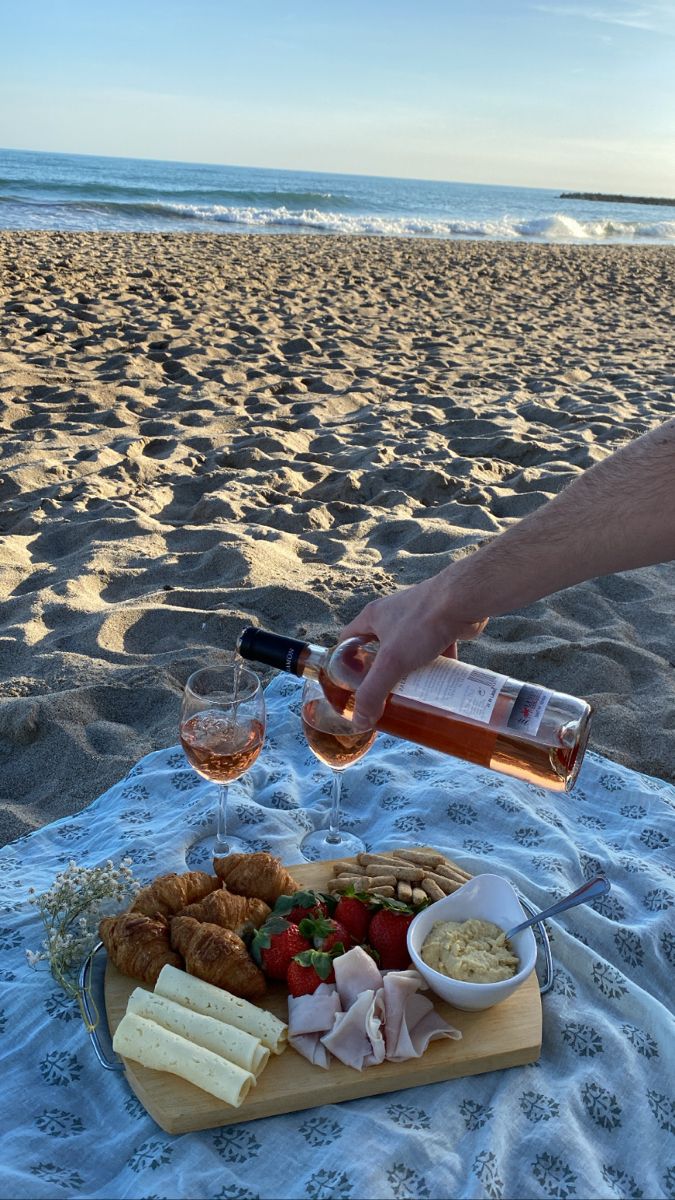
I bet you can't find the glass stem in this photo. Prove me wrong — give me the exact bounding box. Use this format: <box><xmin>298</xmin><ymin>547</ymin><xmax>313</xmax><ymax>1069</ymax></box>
<box><xmin>215</xmin><ymin>783</ymin><xmax>229</xmax><ymax>855</ymax></box>
<box><xmin>325</xmin><ymin>769</ymin><xmax>342</xmax><ymax>845</ymax></box>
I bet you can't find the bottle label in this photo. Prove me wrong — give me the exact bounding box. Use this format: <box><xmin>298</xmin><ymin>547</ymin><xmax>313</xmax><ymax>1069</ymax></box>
<box><xmin>394</xmin><ymin>658</ymin><xmax>507</xmax><ymax>724</ymax></box>
<box><xmin>507</xmin><ymin>684</ymin><xmax>552</xmax><ymax>737</ymax></box>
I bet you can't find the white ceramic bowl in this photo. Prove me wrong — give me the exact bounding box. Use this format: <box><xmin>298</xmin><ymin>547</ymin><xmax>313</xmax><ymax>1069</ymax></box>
<box><xmin>407</xmin><ymin>873</ymin><xmax>537</xmax><ymax>1012</ymax></box>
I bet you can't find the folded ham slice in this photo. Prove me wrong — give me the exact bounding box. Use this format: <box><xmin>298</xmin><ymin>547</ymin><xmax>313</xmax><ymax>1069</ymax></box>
<box><xmin>288</xmin><ymin>983</ymin><xmax>341</xmax><ymax>1070</ymax></box>
<box><xmin>288</xmin><ymin>984</ymin><xmax>342</xmax><ymax>1037</ymax></box>
<box><xmin>380</xmin><ymin>971</ymin><xmax>461</xmax><ymax>1060</ymax></box>
<box><xmin>333</xmin><ymin>945</ymin><xmax>383</xmax><ymax>1009</ymax></box>
<box><xmin>321</xmin><ymin>988</ymin><xmax>386</xmax><ymax>1070</ymax></box>
<box><xmin>288</xmin><ymin>1032</ymin><xmax>331</xmax><ymax>1070</ymax></box>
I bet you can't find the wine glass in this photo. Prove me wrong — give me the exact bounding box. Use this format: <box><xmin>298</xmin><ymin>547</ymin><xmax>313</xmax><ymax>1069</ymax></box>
<box><xmin>300</xmin><ymin>677</ymin><xmax>376</xmax><ymax>861</ymax></box>
<box><xmin>180</xmin><ymin>662</ymin><xmax>265</xmax><ymax>864</ymax></box>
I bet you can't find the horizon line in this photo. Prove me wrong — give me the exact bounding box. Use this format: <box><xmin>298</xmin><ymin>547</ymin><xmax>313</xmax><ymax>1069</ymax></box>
<box><xmin>0</xmin><ymin>144</ymin><xmax>576</xmax><ymax>196</ymax></box>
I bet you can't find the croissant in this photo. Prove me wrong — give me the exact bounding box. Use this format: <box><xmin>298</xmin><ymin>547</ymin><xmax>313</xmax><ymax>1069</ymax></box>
<box><xmin>179</xmin><ymin>888</ymin><xmax>271</xmax><ymax>935</ymax></box>
<box><xmin>130</xmin><ymin>871</ymin><xmax>221</xmax><ymax>919</ymax></box>
<box><xmin>213</xmin><ymin>852</ymin><xmax>299</xmax><ymax>906</ymax></box>
<box><xmin>170</xmin><ymin>916</ymin><xmax>267</xmax><ymax>1001</ymax></box>
<box><xmin>99</xmin><ymin>912</ymin><xmax>183</xmax><ymax>986</ymax></box>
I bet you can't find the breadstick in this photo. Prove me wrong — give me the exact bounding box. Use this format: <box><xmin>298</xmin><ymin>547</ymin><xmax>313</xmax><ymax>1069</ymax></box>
<box><xmin>411</xmin><ymin>887</ymin><xmax>428</xmax><ymax>907</ymax></box>
<box><xmin>331</xmin><ymin>861</ymin><xmax>361</xmax><ymax>874</ymax></box>
<box><xmin>331</xmin><ymin>873</ymin><xmax>396</xmax><ymax>889</ymax></box>
<box><xmin>369</xmin><ymin>886</ymin><xmax>396</xmax><ymax>898</ymax></box>
<box><xmin>421</xmin><ymin>878</ymin><xmax>445</xmax><ymax>902</ymax></box>
<box><xmin>392</xmin><ymin>849</ymin><xmax>445</xmax><ymax>867</ymax></box>
<box><xmin>421</xmin><ymin>871</ymin><xmax>456</xmax><ymax>895</ymax></box>
<box><xmin>434</xmin><ymin>877</ymin><xmax>463</xmax><ymax>894</ymax></box>
<box><xmin>396</xmin><ymin>881</ymin><xmax>413</xmax><ymax>903</ymax></box>
<box><xmin>388</xmin><ymin>865</ymin><xmax>425</xmax><ymax>882</ymax></box>
<box><xmin>434</xmin><ymin>863</ymin><xmax>471</xmax><ymax>884</ymax></box>
<box><xmin>357</xmin><ymin>853</ymin><xmax>404</xmax><ymax>870</ymax></box>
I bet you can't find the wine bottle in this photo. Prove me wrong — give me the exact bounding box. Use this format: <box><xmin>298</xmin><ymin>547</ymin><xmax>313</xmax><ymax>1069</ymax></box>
<box><xmin>236</xmin><ymin>627</ymin><xmax>593</xmax><ymax>792</ymax></box>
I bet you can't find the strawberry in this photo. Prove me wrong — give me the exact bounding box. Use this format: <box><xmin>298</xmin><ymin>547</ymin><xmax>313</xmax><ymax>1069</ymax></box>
<box><xmin>334</xmin><ymin>895</ymin><xmax>371</xmax><ymax>943</ymax></box>
<box><xmin>286</xmin><ymin>949</ymin><xmax>336</xmax><ymax>997</ymax></box>
<box><xmin>251</xmin><ymin>915</ymin><xmax>310</xmax><ymax>980</ymax></box>
<box><xmin>298</xmin><ymin>915</ymin><xmax>351</xmax><ymax>955</ymax></box>
<box><xmin>368</xmin><ymin>906</ymin><xmax>414</xmax><ymax>970</ymax></box>
<box><xmin>273</xmin><ymin>889</ymin><xmax>333</xmax><ymax>925</ymax></box>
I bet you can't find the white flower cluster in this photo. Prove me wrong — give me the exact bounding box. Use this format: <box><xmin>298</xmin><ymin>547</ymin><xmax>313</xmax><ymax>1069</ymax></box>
<box><xmin>26</xmin><ymin>858</ymin><xmax>140</xmax><ymax>1011</ymax></box>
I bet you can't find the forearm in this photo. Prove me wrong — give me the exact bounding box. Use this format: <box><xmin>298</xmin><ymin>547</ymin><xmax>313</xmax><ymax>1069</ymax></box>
<box><xmin>441</xmin><ymin>417</ymin><xmax>675</xmax><ymax>622</ymax></box>
<box><xmin>341</xmin><ymin>417</ymin><xmax>675</xmax><ymax>726</ymax></box>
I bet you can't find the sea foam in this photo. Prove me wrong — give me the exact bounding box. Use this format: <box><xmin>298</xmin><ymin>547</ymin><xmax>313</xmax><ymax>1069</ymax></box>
<box><xmin>153</xmin><ymin>203</ymin><xmax>675</xmax><ymax>241</ymax></box>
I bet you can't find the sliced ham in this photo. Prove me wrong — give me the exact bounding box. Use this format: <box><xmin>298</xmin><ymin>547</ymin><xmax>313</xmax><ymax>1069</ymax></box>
<box><xmin>380</xmin><ymin>970</ymin><xmax>462</xmax><ymax>1061</ymax></box>
<box><xmin>287</xmin><ymin>983</ymin><xmax>342</xmax><ymax>1070</ymax></box>
<box><xmin>284</xmin><ymin>949</ymin><xmax>462</xmax><ymax>1072</ymax></box>
<box><xmin>288</xmin><ymin>984</ymin><xmax>341</xmax><ymax>1036</ymax></box>
<box><xmin>289</xmin><ymin>1033</ymin><xmax>331</xmax><ymax>1069</ymax></box>
<box><xmin>333</xmin><ymin>945</ymin><xmax>383</xmax><ymax>1009</ymax></box>
<box><xmin>320</xmin><ymin>988</ymin><xmax>385</xmax><ymax>1070</ymax></box>
<box><xmin>404</xmin><ymin>1005</ymin><xmax>463</xmax><ymax>1057</ymax></box>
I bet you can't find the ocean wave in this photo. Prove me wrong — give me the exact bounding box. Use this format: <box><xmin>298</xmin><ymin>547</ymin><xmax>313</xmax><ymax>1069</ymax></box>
<box><xmin>125</xmin><ymin>202</ymin><xmax>675</xmax><ymax>240</ymax></box>
<box><xmin>510</xmin><ymin>212</ymin><xmax>675</xmax><ymax>239</ymax></box>
<box><xmin>1</xmin><ymin>194</ymin><xmax>674</xmax><ymax>241</ymax></box>
<box><xmin>0</xmin><ymin>179</ymin><xmax>348</xmax><ymax>206</ymax></box>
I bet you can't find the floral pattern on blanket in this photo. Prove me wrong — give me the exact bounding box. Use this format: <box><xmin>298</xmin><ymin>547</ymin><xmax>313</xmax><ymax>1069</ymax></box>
<box><xmin>0</xmin><ymin>674</ymin><xmax>673</xmax><ymax>1200</ymax></box>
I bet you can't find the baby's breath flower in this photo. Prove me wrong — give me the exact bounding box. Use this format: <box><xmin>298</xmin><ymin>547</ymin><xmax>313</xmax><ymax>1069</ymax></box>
<box><xmin>27</xmin><ymin>858</ymin><xmax>139</xmax><ymax>1030</ymax></box>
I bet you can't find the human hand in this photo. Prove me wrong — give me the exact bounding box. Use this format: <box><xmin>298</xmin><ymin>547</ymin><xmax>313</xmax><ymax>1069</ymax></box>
<box><xmin>339</xmin><ymin>573</ymin><xmax>488</xmax><ymax>728</ymax></box>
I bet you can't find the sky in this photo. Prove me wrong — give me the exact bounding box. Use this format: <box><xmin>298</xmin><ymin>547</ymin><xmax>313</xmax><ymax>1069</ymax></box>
<box><xmin>1</xmin><ymin>0</ymin><xmax>674</xmax><ymax>192</ymax></box>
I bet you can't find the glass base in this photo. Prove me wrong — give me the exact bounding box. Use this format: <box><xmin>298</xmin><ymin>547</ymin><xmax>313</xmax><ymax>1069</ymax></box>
<box><xmin>300</xmin><ymin>828</ymin><xmax>365</xmax><ymax>862</ymax></box>
<box><xmin>186</xmin><ymin>834</ymin><xmax>254</xmax><ymax>870</ymax></box>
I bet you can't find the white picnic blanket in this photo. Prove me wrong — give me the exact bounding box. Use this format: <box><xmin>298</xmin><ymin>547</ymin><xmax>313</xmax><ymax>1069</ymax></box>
<box><xmin>0</xmin><ymin>673</ymin><xmax>673</xmax><ymax>1200</ymax></box>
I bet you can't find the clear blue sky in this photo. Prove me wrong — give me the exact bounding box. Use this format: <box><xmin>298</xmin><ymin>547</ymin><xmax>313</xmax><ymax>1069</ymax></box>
<box><xmin>1</xmin><ymin>0</ymin><xmax>674</xmax><ymax>192</ymax></box>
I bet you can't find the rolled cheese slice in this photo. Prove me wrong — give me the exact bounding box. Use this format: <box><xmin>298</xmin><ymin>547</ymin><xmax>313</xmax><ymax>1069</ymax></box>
<box><xmin>112</xmin><ymin>1012</ymin><xmax>255</xmax><ymax>1107</ymax></box>
<box><xmin>127</xmin><ymin>988</ymin><xmax>270</xmax><ymax>1076</ymax></box>
<box><xmin>155</xmin><ymin>964</ymin><xmax>287</xmax><ymax>1053</ymax></box>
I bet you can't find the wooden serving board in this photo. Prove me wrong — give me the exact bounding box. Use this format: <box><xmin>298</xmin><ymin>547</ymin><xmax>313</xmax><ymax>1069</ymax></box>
<box><xmin>105</xmin><ymin>855</ymin><xmax>542</xmax><ymax>1134</ymax></box>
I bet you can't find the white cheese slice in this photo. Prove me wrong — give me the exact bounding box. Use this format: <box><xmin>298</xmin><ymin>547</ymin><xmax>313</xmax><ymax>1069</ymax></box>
<box><xmin>126</xmin><ymin>988</ymin><xmax>269</xmax><ymax>1075</ymax></box>
<box><xmin>112</xmin><ymin>1012</ymin><xmax>255</xmax><ymax>1107</ymax></box>
<box><xmin>155</xmin><ymin>964</ymin><xmax>287</xmax><ymax>1053</ymax></box>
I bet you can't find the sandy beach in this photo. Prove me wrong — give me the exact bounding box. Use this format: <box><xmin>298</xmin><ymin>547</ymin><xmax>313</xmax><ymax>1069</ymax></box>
<box><xmin>0</xmin><ymin>230</ymin><xmax>673</xmax><ymax>846</ymax></box>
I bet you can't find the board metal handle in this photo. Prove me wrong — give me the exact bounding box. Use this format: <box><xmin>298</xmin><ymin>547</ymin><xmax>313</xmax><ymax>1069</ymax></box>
<box><xmin>78</xmin><ymin>940</ymin><xmax>124</xmax><ymax>1071</ymax></box>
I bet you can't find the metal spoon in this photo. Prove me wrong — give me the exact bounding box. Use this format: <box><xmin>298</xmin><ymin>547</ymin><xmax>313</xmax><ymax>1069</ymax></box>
<box><xmin>505</xmin><ymin>875</ymin><xmax>610</xmax><ymax>939</ymax></box>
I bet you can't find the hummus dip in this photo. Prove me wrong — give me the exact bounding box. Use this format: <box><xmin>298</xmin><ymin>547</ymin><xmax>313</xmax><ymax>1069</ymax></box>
<box><xmin>421</xmin><ymin>918</ymin><xmax>519</xmax><ymax>983</ymax></box>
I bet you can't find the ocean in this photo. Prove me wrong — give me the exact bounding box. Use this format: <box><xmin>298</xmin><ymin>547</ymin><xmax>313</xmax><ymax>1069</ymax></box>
<box><xmin>1</xmin><ymin>147</ymin><xmax>674</xmax><ymax>244</ymax></box>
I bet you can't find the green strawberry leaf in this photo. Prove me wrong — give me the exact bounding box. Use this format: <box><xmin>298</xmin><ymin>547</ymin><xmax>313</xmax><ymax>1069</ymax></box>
<box><xmin>273</xmin><ymin>890</ymin><xmax>319</xmax><ymax>916</ymax></box>
<box><xmin>371</xmin><ymin>895</ymin><xmax>415</xmax><ymax>915</ymax></box>
<box><xmin>319</xmin><ymin>890</ymin><xmax>339</xmax><ymax>914</ymax></box>
<box><xmin>313</xmin><ymin>951</ymin><xmax>336</xmax><ymax>980</ymax></box>
<box><xmin>298</xmin><ymin>914</ymin><xmax>334</xmax><ymax>940</ymax></box>
<box><xmin>336</xmin><ymin>885</ymin><xmax>376</xmax><ymax>906</ymax></box>
<box><xmin>250</xmin><ymin>914</ymin><xmax>291</xmax><ymax>963</ymax></box>
<box><xmin>292</xmin><ymin>948</ymin><xmax>336</xmax><ymax>980</ymax></box>
<box><xmin>293</xmin><ymin>949</ymin><xmax>318</xmax><ymax>968</ymax></box>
